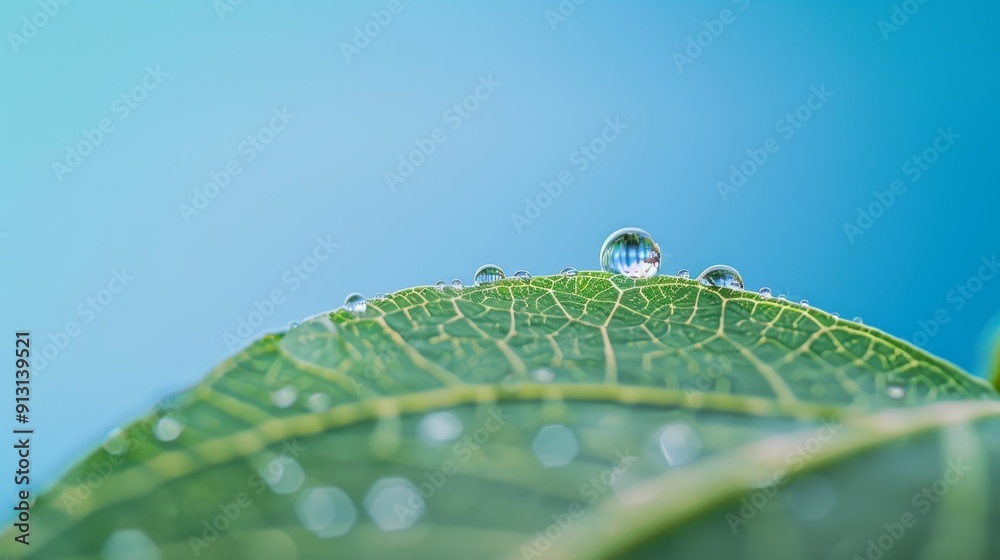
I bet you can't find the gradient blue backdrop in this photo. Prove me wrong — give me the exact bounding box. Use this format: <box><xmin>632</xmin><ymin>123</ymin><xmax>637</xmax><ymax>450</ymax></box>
<box><xmin>2</xmin><ymin>0</ymin><xmax>998</xmax><ymax>508</ymax></box>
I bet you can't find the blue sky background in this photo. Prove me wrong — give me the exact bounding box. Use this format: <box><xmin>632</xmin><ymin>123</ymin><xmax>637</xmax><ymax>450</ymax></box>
<box><xmin>1</xmin><ymin>0</ymin><xmax>998</xmax><ymax>507</ymax></box>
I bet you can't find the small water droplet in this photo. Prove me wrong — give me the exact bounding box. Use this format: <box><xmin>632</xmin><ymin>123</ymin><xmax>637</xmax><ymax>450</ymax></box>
<box><xmin>434</xmin><ymin>281</ymin><xmax>447</xmax><ymax>291</ymax></box>
<box><xmin>450</xmin><ymin>279</ymin><xmax>464</xmax><ymax>290</ymax></box>
<box><xmin>272</xmin><ymin>386</ymin><xmax>298</xmax><ymax>408</ymax></box>
<box><xmin>417</xmin><ymin>412</ymin><xmax>463</xmax><ymax>443</ymax></box>
<box><xmin>531</xmin><ymin>425</ymin><xmax>579</xmax><ymax>467</ymax></box>
<box><xmin>778</xmin><ymin>294</ymin><xmax>787</xmax><ymax>300</ymax></box>
<box><xmin>344</xmin><ymin>293</ymin><xmax>366</xmax><ymax>313</ymax></box>
<box><xmin>759</xmin><ymin>287</ymin><xmax>772</xmax><ymax>298</ymax></box>
<box><xmin>831</xmin><ymin>312</ymin><xmax>840</xmax><ymax>319</ymax></box>
<box><xmin>306</xmin><ymin>393</ymin><xmax>332</xmax><ymax>413</ymax></box>
<box><xmin>474</xmin><ymin>265</ymin><xmax>505</xmax><ymax>286</ymax></box>
<box><xmin>364</xmin><ymin>478</ymin><xmax>425</xmax><ymax>531</ymax></box>
<box><xmin>599</xmin><ymin>227</ymin><xmax>661</xmax><ymax>279</ymax></box>
<box><xmin>559</xmin><ymin>267</ymin><xmax>578</xmax><ymax>277</ymax></box>
<box><xmin>288</xmin><ymin>321</ymin><xmax>299</xmax><ymax>329</ymax></box>
<box><xmin>154</xmin><ymin>418</ymin><xmax>183</xmax><ymax>442</ymax></box>
<box><xmin>676</xmin><ymin>269</ymin><xmax>690</xmax><ymax>279</ymax></box>
<box><xmin>513</xmin><ymin>270</ymin><xmax>531</xmax><ymax>281</ymax></box>
<box><xmin>886</xmin><ymin>383</ymin><xmax>906</xmax><ymax>400</ymax></box>
<box><xmin>658</xmin><ymin>423</ymin><xmax>702</xmax><ymax>466</ymax></box>
<box><xmin>800</xmin><ymin>299</ymin><xmax>810</xmax><ymax>307</ymax></box>
<box><xmin>103</xmin><ymin>429</ymin><xmax>128</xmax><ymax>456</ymax></box>
<box><xmin>295</xmin><ymin>487</ymin><xmax>357</xmax><ymax>538</ymax></box>
<box><xmin>373</xmin><ymin>293</ymin><xmax>385</xmax><ymax>300</ymax></box>
<box><xmin>697</xmin><ymin>265</ymin><xmax>744</xmax><ymax>290</ymax></box>
<box><xmin>532</xmin><ymin>368</ymin><xmax>556</xmax><ymax>383</ymax></box>
<box><xmin>853</xmin><ymin>317</ymin><xmax>864</xmax><ymax>324</ymax></box>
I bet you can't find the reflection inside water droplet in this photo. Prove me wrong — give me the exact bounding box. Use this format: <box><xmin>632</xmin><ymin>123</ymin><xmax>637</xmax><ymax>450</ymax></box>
<box><xmin>677</xmin><ymin>269</ymin><xmax>690</xmax><ymax>279</ymax></box>
<box><xmin>344</xmin><ymin>293</ymin><xmax>366</xmax><ymax>313</ymax></box>
<box><xmin>559</xmin><ymin>267</ymin><xmax>578</xmax><ymax>277</ymax></box>
<box><xmin>599</xmin><ymin>227</ymin><xmax>661</xmax><ymax>279</ymax></box>
<box><xmin>450</xmin><ymin>279</ymin><xmax>464</xmax><ymax>290</ymax></box>
<box><xmin>697</xmin><ymin>265</ymin><xmax>744</xmax><ymax>290</ymax></box>
<box><xmin>474</xmin><ymin>265</ymin><xmax>505</xmax><ymax>286</ymax></box>
<box><xmin>759</xmin><ymin>287</ymin><xmax>772</xmax><ymax>298</ymax></box>
<box><xmin>434</xmin><ymin>281</ymin><xmax>446</xmax><ymax>291</ymax></box>
<box><xmin>513</xmin><ymin>270</ymin><xmax>531</xmax><ymax>281</ymax></box>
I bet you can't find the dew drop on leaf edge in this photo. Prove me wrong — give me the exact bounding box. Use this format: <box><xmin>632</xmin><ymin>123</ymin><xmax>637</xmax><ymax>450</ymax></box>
<box><xmin>697</xmin><ymin>265</ymin><xmax>744</xmax><ymax>290</ymax></box>
<box><xmin>599</xmin><ymin>227</ymin><xmax>661</xmax><ymax>279</ymax></box>
<box><xmin>474</xmin><ymin>265</ymin><xmax>505</xmax><ymax>286</ymax></box>
<box><xmin>344</xmin><ymin>293</ymin><xmax>366</xmax><ymax>313</ymax></box>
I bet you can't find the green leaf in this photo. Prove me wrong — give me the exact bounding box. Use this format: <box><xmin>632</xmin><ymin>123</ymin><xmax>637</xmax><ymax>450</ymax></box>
<box><xmin>7</xmin><ymin>272</ymin><xmax>1000</xmax><ymax>560</ymax></box>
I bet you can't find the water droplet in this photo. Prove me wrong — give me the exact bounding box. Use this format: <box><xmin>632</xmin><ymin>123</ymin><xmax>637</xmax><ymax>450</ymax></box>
<box><xmin>758</xmin><ymin>287</ymin><xmax>772</xmax><ymax>298</ymax></box>
<box><xmin>364</xmin><ymin>478</ymin><xmax>425</xmax><ymax>531</ymax></box>
<box><xmin>154</xmin><ymin>418</ymin><xmax>183</xmax><ymax>442</ymax></box>
<box><xmin>373</xmin><ymin>293</ymin><xmax>385</xmax><ymax>300</ymax></box>
<box><xmin>450</xmin><ymin>279</ymin><xmax>464</xmax><ymax>290</ymax></box>
<box><xmin>344</xmin><ymin>293</ymin><xmax>366</xmax><ymax>313</ymax></box>
<box><xmin>103</xmin><ymin>428</ymin><xmax>129</xmax><ymax>456</ymax></box>
<box><xmin>306</xmin><ymin>393</ymin><xmax>332</xmax><ymax>413</ymax></box>
<box><xmin>658</xmin><ymin>423</ymin><xmax>702</xmax><ymax>466</ymax></box>
<box><xmin>697</xmin><ymin>265</ymin><xmax>744</xmax><ymax>290</ymax></box>
<box><xmin>513</xmin><ymin>270</ymin><xmax>531</xmax><ymax>281</ymax></box>
<box><xmin>532</xmin><ymin>368</ymin><xmax>555</xmax><ymax>383</ymax></box>
<box><xmin>434</xmin><ymin>281</ymin><xmax>446</xmax><ymax>291</ymax></box>
<box><xmin>832</xmin><ymin>312</ymin><xmax>840</xmax><ymax>319</ymax></box>
<box><xmin>531</xmin><ymin>425</ymin><xmax>579</xmax><ymax>467</ymax></box>
<box><xmin>778</xmin><ymin>294</ymin><xmax>787</xmax><ymax>300</ymax></box>
<box><xmin>886</xmin><ymin>383</ymin><xmax>906</xmax><ymax>400</ymax></box>
<box><xmin>417</xmin><ymin>412</ymin><xmax>463</xmax><ymax>443</ymax></box>
<box><xmin>295</xmin><ymin>487</ymin><xmax>357</xmax><ymax>538</ymax></box>
<box><xmin>676</xmin><ymin>269</ymin><xmax>690</xmax><ymax>279</ymax></box>
<box><xmin>853</xmin><ymin>317</ymin><xmax>864</xmax><ymax>324</ymax></box>
<box><xmin>799</xmin><ymin>299</ymin><xmax>810</xmax><ymax>307</ymax></box>
<box><xmin>289</xmin><ymin>321</ymin><xmax>299</xmax><ymax>329</ymax></box>
<box><xmin>599</xmin><ymin>227</ymin><xmax>661</xmax><ymax>279</ymax></box>
<box><xmin>271</xmin><ymin>386</ymin><xmax>298</xmax><ymax>408</ymax></box>
<box><xmin>474</xmin><ymin>264</ymin><xmax>505</xmax><ymax>286</ymax></box>
<box><xmin>101</xmin><ymin>529</ymin><xmax>160</xmax><ymax>560</ymax></box>
<box><xmin>559</xmin><ymin>266</ymin><xmax>578</xmax><ymax>277</ymax></box>
<box><xmin>263</xmin><ymin>455</ymin><xmax>305</xmax><ymax>494</ymax></box>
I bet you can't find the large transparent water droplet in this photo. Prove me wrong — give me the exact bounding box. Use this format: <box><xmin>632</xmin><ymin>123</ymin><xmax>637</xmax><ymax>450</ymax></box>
<box><xmin>559</xmin><ymin>267</ymin><xmax>578</xmax><ymax>277</ymax></box>
<box><xmin>344</xmin><ymin>293</ymin><xmax>366</xmax><ymax>313</ymax></box>
<box><xmin>450</xmin><ymin>279</ymin><xmax>464</xmax><ymax>290</ymax></box>
<box><xmin>759</xmin><ymin>287</ymin><xmax>772</xmax><ymax>298</ymax></box>
<box><xmin>513</xmin><ymin>270</ymin><xmax>531</xmax><ymax>281</ymax></box>
<box><xmin>474</xmin><ymin>265</ymin><xmax>505</xmax><ymax>286</ymax></box>
<box><xmin>676</xmin><ymin>269</ymin><xmax>690</xmax><ymax>279</ymax></box>
<box><xmin>599</xmin><ymin>227</ymin><xmax>661</xmax><ymax>278</ymax></box>
<box><xmin>697</xmin><ymin>265</ymin><xmax>743</xmax><ymax>290</ymax></box>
